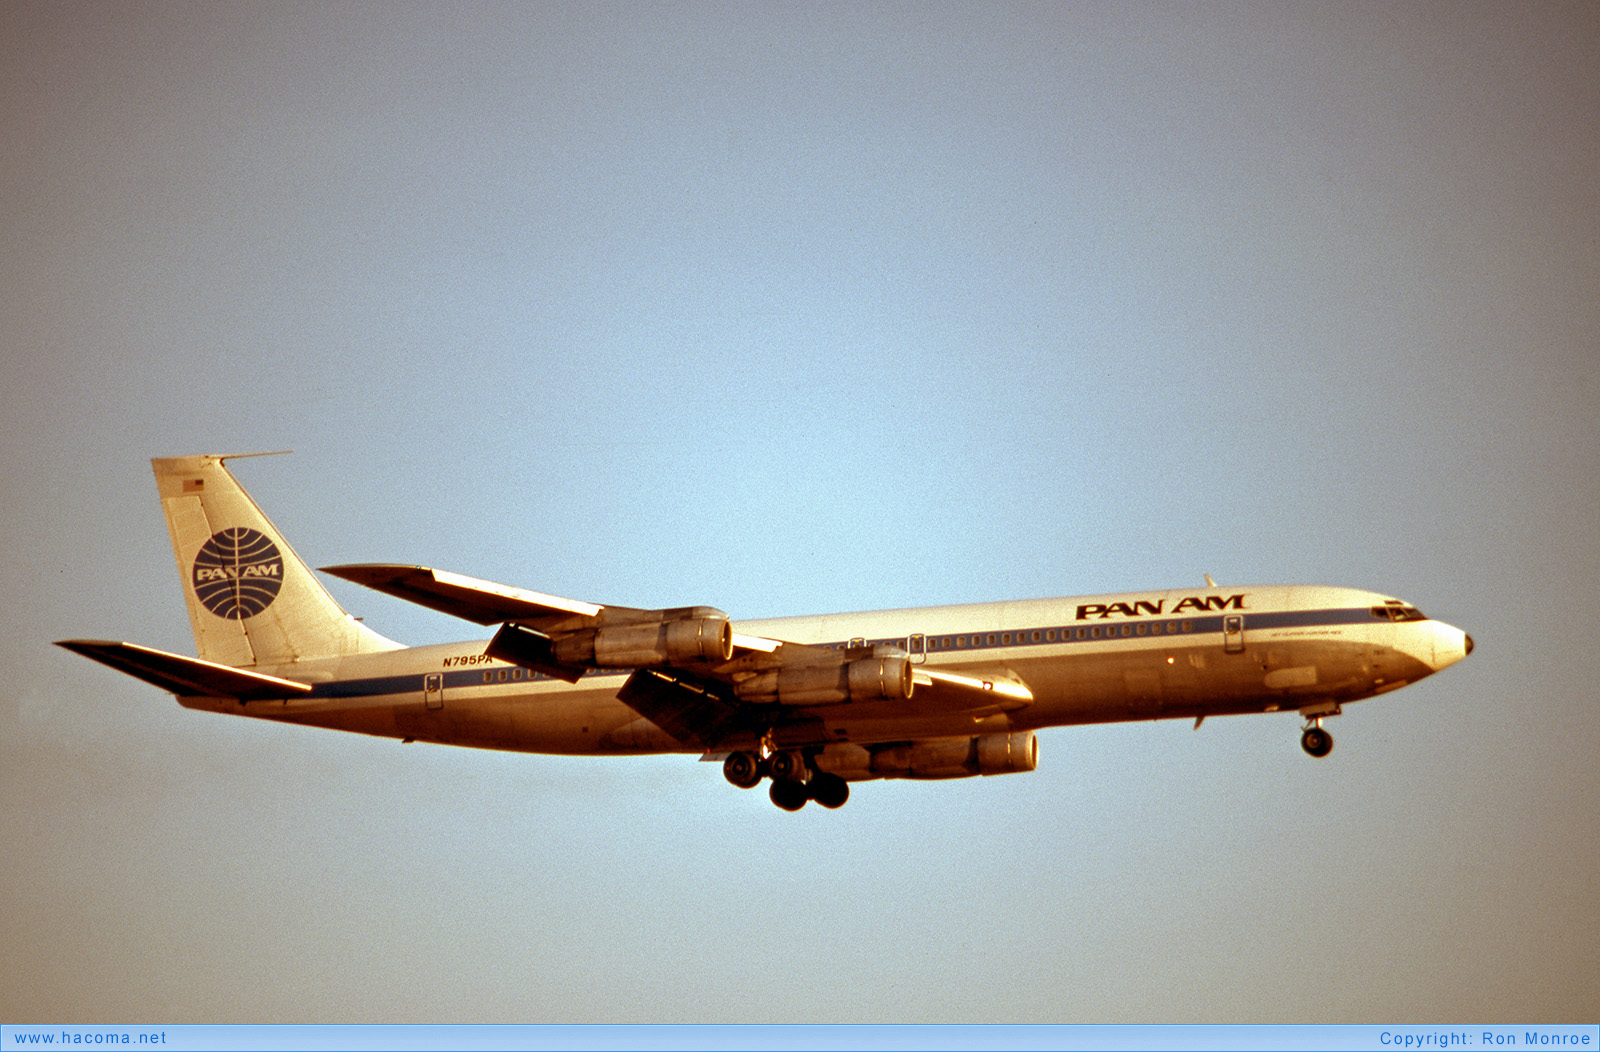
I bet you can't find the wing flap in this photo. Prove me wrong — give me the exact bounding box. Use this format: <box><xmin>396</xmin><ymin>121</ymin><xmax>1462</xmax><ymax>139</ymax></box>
<box><xmin>911</xmin><ymin>667</ymin><xmax>1035</xmax><ymax>711</ymax></box>
<box><xmin>617</xmin><ymin>669</ymin><xmax>747</xmax><ymax>748</ymax></box>
<box><xmin>56</xmin><ymin>640</ymin><xmax>313</xmax><ymax>700</ymax></box>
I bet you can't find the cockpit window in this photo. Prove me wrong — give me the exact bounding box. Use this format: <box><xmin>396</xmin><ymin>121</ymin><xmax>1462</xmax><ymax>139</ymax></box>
<box><xmin>1370</xmin><ymin>602</ymin><xmax>1428</xmax><ymax>622</ymax></box>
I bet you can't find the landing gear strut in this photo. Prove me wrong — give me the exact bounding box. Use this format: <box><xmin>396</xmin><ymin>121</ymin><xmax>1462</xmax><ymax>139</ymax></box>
<box><xmin>1298</xmin><ymin>703</ymin><xmax>1340</xmax><ymax>758</ymax></box>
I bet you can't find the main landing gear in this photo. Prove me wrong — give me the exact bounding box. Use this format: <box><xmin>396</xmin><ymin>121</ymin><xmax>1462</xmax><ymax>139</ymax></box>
<box><xmin>723</xmin><ymin>749</ymin><xmax>849</xmax><ymax>811</ymax></box>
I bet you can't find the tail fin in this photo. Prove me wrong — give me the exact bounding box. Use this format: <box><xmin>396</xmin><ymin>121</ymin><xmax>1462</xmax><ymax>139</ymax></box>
<box><xmin>153</xmin><ymin>454</ymin><xmax>401</xmax><ymax>667</ymax></box>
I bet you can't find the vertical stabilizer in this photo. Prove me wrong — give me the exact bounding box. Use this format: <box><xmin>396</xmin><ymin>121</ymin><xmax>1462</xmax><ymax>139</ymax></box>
<box><xmin>153</xmin><ymin>454</ymin><xmax>401</xmax><ymax>667</ymax></box>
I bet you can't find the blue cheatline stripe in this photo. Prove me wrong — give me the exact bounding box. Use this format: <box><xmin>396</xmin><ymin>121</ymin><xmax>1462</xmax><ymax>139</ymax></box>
<box><xmin>911</xmin><ymin>606</ymin><xmax>1377</xmax><ymax>653</ymax></box>
<box><xmin>290</xmin><ymin>607</ymin><xmax>1385</xmax><ymax>703</ymax></box>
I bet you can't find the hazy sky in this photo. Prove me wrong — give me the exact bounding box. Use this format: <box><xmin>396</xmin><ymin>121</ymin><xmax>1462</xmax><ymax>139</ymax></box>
<box><xmin>3</xmin><ymin>1</ymin><xmax>1596</xmax><ymax>1024</ymax></box>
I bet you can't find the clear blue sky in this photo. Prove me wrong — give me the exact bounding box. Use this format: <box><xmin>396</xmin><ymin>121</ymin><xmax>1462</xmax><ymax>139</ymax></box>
<box><xmin>3</xmin><ymin>1</ymin><xmax>1596</xmax><ymax>1022</ymax></box>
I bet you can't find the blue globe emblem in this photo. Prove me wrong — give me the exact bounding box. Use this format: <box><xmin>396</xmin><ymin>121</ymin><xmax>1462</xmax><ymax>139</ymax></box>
<box><xmin>192</xmin><ymin>528</ymin><xmax>285</xmax><ymax>619</ymax></box>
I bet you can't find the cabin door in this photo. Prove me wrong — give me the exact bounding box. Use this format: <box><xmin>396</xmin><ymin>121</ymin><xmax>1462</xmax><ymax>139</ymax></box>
<box><xmin>424</xmin><ymin>673</ymin><xmax>444</xmax><ymax>710</ymax></box>
<box><xmin>1222</xmin><ymin>614</ymin><xmax>1246</xmax><ymax>654</ymax></box>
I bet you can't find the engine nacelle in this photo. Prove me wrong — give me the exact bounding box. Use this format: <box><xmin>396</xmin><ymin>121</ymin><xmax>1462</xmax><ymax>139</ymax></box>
<box><xmin>975</xmin><ymin>730</ymin><xmax>1038</xmax><ymax>774</ymax></box>
<box><xmin>553</xmin><ymin>612</ymin><xmax>732</xmax><ymax>668</ymax></box>
<box><xmin>733</xmin><ymin>655</ymin><xmax>913</xmax><ymax>707</ymax></box>
<box><xmin>870</xmin><ymin>738</ymin><xmax>975</xmax><ymax>779</ymax></box>
<box><xmin>814</xmin><ymin>732</ymin><xmax>1039</xmax><ymax>781</ymax></box>
<box><xmin>813</xmin><ymin>743</ymin><xmax>874</xmax><ymax>780</ymax></box>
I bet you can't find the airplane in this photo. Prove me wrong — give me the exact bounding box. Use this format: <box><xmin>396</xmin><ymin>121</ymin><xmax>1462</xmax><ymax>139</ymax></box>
<box><xmin>58</xmin><ymin>453</ymin><xmax>1474</xmax><ymax>811</ymax></box>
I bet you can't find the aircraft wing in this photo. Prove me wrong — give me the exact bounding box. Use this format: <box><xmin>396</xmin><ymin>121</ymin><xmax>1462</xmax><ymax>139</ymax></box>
<box><xmin>321</xmin><ymin>564</ymin><xmax>602</xmax><ymax>629</ymax></box>
<box><xmin>322</xmin><ymin>564</ymin><xmax>781</xmax><ymax>652</ymax></box>
<box><xmin>325</xmin><ymin>564</ymin><xmax>1034</xmax><ymax>745</ymax></box>
<box><xmin>56</xmin><ymin>640</ymin><xmax>313</xmax><ymax>700</ymax></box>
<box><xmin>614</xmin><ymin>662</ymin><xmax>1033</xmax><ymax>750</ymax></box>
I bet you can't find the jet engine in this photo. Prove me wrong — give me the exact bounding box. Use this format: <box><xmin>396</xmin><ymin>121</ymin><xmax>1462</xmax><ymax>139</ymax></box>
<box><xmin>812</xmin><ymin>732</ymin><xmax>1038</xmax><ymax>781</ymax></box>
<box><xmin>975</xmin><ymin>730</ymin><xmax>1038</xmax><ymax>774</ymax></box>
<box><xmin>552</xmin><ymin>609</ymin><xmax>732</xmax><ymax>668</ymax></box>
<box><xmin>732</xmin><ymin>654</ymin><xmax>913</xmax><ymax>706</ymax></box>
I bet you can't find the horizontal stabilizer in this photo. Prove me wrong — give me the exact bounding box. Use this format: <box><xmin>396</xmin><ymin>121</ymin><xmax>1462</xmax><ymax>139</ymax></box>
<box><xmin>56</xmin><ymin>640</ymin><xmax>313</xmax><ymax>700</ymax></box>
<box><xmin>322</xmin><ymin>564</ymin><xmax>601</xmax><ymax>627</ymax></box>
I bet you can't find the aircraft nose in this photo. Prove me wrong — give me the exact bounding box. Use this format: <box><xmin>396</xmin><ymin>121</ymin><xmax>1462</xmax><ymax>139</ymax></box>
<box><xmin>1429</xmin><ymin>623</ymin><xmax>1473</xmax><ymax>671</ymax></box>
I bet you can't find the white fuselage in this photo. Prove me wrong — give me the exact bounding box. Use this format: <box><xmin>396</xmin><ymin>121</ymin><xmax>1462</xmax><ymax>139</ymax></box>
<box><xmin>176</xmin><ymin>584</ymin><xmax>1471</xmax><ymax>755</ymax></box>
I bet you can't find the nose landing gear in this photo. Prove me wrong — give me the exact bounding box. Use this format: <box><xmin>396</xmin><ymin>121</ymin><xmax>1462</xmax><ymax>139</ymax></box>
<box><xmin>1297</xmin><ymin>702</ymin><xmax>1340</xmax><ymax>758</ymax></box>
<box><xmin>1300</xmin><ymin>722</ymin><xmax>1334</xmax><ymax>758</ymax></box>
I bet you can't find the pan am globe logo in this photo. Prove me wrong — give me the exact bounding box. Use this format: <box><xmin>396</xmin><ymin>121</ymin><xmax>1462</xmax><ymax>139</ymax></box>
<box><xmin>192</xmin><ymin>528</ymin><xmax>285</xmax><ymax>619</ymax></box>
